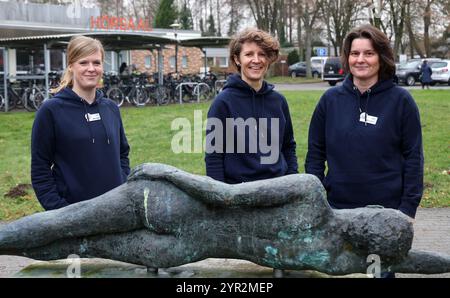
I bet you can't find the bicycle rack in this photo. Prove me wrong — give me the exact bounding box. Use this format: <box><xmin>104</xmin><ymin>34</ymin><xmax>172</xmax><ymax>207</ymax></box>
<box><xmin>193</xmin><ymin>83</ymin><xmax>211</xmax><ymax>102</ymax></box>
<box><xmin>175</xmin><ymin>82</ymin><xmax>198</xmax><ymax>104</ymax></box>
<box><xmin>214</xmin><ymin>80</ymin><xmax>227</xmax><ymax>95</ymax></box>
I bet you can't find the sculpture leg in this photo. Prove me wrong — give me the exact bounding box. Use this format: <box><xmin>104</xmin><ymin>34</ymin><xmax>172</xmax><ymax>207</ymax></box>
<box><xmin>0</xmin><ymin>181</ymin><xmax>144</xmax><ymax>251</ymax></box>
<box><xmin>2</xmin><ymin>229</ymin><xmax>206</xmax><ymax>269</ymax></box>
<box><xmin>389</xmin><ymin>249</ymin><xmax>450</xmax><ymax>274</ymax></box>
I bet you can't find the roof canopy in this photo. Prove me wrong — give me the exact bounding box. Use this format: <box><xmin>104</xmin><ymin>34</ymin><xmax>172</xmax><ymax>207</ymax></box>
<box><xmin>0</xmin><ymin>32</ymin><xmax>230</xmax><ymax>50</ymax></box>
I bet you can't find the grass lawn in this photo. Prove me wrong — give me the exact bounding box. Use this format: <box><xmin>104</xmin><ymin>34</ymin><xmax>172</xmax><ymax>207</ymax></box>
<box><xmin>266</xmin><ymin>76</ymin><xmax>322</xmax><ymax>84</ymax></box>
<box><xmin>0</xmin><ymin>89</ymin><xmax>448</xmax><ymax>220</ymax></box>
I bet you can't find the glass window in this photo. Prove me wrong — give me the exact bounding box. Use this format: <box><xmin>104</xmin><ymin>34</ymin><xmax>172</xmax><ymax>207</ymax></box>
<box><xmin>207</xmin><ymin>57</ymin><xmax>214</xmax><ymax>67</ymax></box>
<box><xmin>145</xmin><ymin>55</ymin><xmax>152</xmax><ymax>68</ymax></box>
<box><xmin>216</xmin><ymin>57</ymin><xmax>228</xmax><ymax>67</ymax></box>
<box><xmin>182</xmin><ymin>56</ymin><xmax>188</xmax><ymax>68</ymax></box>
<box><xmin>104</xmin><ymin>51</ymin><xmax>113</xmax><ymax>73</ymax></box>
<box><xmin>169</xmin><ymin>56</ymin><xmax>176</xmax><ymax>69</ymax></box>
<box><xmin>50</xmin><ymin>49</ymin><xmax>63</xmax><ymax>71</ymax></box>
<box><xmin>118</xmin><ymin>50</ymin><xmax>129</xmax><ymax>66</ymax></box>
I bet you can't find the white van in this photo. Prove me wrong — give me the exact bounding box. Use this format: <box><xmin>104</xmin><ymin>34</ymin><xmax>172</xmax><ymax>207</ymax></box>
<box><xmin>310</xmin><ymin>56</ymin><xmax>327</xmax><ymax>74</ymax></box>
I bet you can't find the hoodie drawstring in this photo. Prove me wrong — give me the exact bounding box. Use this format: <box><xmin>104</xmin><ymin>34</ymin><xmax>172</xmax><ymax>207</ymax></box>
<box><xmin>354</xmin><ymin>86</ymin><xmax>371</xmax><ymax>126</ymax></box>
<box><xmin>82</xmin><ymin>99</ymin><xmax>110</xmax><ymax>145</ymax></box>
<box><xmin>82</xmin><ymin>100</ymin><xmax>96</xmax><ymax>144</ymax></box>
<box><xmin>98</xmin><ymin>105</ymin><xmax>111</xmax><ymax>145</ymax></box>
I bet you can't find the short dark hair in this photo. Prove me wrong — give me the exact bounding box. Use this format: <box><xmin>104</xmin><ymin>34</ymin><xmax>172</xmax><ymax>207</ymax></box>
<box><xmin>341</xmin><ymin>24</ymin><xmax>395</xmax><ymax>81</ymax></box>
<box><xmin>229</xmin><ymin>28</ymin><xmax>280</xmax><ymax>72</ymax></box>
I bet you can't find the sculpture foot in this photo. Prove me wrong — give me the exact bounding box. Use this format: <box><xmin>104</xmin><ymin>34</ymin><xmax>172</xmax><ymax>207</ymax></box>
<box><xmin>147</xmin><ymin>267</ymin><xmax>159</xmax><ymax>274</ymax></box>
<box><xmin>273</xmin><ymin>269</ymin><xmax>284</xmax><ymax>278</ymax></box>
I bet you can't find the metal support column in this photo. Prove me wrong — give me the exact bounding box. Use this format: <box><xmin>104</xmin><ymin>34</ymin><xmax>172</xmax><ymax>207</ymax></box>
<box><xmin>44</xmin><ymin>43</ymin><xmax>50</xmax><ymax>99</ymax></box>
<box><xmin>203</xmin><ymin>49</ymin><xmax>207</xmax><ymax>77</ymax></box>
<box><xmin>157</xmin><ymin>46</ymin><xmax>163</xmax><ymax>85</ymax></box>
<box><xmin>3</xmin><ymin>47</ymin><xmax>9</xmax><ymax>112</ymax></box>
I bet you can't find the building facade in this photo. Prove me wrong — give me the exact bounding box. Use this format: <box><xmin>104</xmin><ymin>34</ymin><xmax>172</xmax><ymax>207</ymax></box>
<box><xmin>0</xmin><ymin>1</ymin><xmax>231</xmax><ymax>76</ymax></box>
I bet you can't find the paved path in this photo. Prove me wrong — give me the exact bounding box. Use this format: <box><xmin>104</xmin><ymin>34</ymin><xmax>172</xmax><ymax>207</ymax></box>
<box><xmin>1</xmin><ymin>207</ymin><xmax>449</xmax><ymax>278</ymax></box>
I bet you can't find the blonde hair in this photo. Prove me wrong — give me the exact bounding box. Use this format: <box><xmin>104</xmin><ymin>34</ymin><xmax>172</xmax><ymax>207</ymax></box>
<box><xmin>229</xmin><ymin>28</ymin><xmax>280</xmax><ymax>72</ymax></box>
<box><xmin>52</xmin><ymin>35</ymin><xmax>105</xmax><ymax>94</ymax></box>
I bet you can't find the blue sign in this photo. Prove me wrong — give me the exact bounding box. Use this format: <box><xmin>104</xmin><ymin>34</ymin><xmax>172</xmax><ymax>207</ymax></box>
<box><xmin>316</xmin><ymin>47</ymin><xmax>327</xmax><ymax>56</ymax></box>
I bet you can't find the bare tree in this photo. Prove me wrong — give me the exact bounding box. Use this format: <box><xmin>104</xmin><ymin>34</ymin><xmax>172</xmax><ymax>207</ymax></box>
<box><xmin>298</xmin><ymin>0</ymin><xmax>322</xmax><ymax>77</ymax></box>
<box><xmin>297</xmin><ymin>0</ymin><xmax>304</xmax><ymax>61</ymax></box>
<box><xmin>320</xmin><ymin>0</ymin><xmax>363</xmax><ymax>56</ymax></box>
<box><xmin>246</xmin><ymin>0</ymin><xmax>275</xmax><ymax>32</ymax></box>
<box><xmin>226</xmin><ymin>0</ymin><xmax>244</xmax><ymax>36</ymax></box>
<box><xmin>216</xmin><ymin>0</ymin><xmax>222</xmax><ymax>36</ymax></box>
<box><xmin>405</xmin><ymin>1</ymin><xmax>425</xmax><ymax>58</ymax></box>
<box><xmin>387</xmin><ymin>0</ymin><xmax>409</xmax><ymax>58</ymax></box>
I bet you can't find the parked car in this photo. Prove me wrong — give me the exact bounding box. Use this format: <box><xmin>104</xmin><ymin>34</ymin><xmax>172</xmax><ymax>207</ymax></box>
<box><xmin>395</xmin><ymin>58</ymin><xmax>441</xmax><ymax>86</ymax></box>
<box><xmin>322</xmin><ymin>57</ymin><xmax>345</xmax><ymax>86</ymax></box>
<box><xmin>288</xmin><ymin>61</ymin><xmax>321</xmax><ymax>78</ymax></box>
<box><xmin>430</xmin><ymin>60</ymin><xmax>450</xmax><ymax>86</ymax></box>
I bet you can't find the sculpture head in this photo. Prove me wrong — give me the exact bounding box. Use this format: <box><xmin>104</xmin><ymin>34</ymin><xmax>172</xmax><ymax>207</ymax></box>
<box><xmin>341</xmin><ymin>207</ymin><xmax>413</xmax><ymax>261</ymax></box>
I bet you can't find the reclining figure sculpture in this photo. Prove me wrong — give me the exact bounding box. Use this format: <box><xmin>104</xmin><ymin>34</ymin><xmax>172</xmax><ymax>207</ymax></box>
<box><xmin>1</xmin><ymin>163</ymin><xmax>449</xmax><ymax>276</ymax></box>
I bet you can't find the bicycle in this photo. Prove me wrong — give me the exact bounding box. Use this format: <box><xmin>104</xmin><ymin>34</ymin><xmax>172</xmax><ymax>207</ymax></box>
<box><xmin>21</xmin><ymin>79</ymin><xmax>45</xmax><ymax>110</ymax></box>
<box><xmin>0</xmin><ymin>80</ymin><xmax>34</xmax><ymax>112</ymax></box>
<box><xmin>106</xmin><ymin>74</ymin><xmax>149</xmax><ymax>107</ymax></box>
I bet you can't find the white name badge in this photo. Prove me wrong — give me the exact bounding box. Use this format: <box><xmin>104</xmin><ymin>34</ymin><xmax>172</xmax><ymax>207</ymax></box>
<box><xmin>359</xmin><ymin>112</ymin><xmax>378</xmax><ymax>125</ymax></box>
<box><xmin>85</xmin><ymin>113</ymin><xmax>101</xmax><ymax>122</ymax></box>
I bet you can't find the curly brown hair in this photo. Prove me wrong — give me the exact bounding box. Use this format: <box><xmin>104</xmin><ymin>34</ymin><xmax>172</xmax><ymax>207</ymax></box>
<box><xmin>229</xmin><ymin>28</ymin><xmax>280</xmax><ymax>72</ymax></box>
<box><xmin>341</xmin><ymin>24</ymin><xmax>396</xmax><ymax>81</ymax></box>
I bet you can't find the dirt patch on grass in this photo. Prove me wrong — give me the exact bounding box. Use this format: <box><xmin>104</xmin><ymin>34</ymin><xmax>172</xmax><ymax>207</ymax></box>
<box><xmin>5</xmin><ymin>184</ymin><xmax>32</xmax><ymax>198</ymax></box>
<box><xmin>424</xmin><ymin>181</ymin><xmax>434</xmax><ymax>189</ymax></box>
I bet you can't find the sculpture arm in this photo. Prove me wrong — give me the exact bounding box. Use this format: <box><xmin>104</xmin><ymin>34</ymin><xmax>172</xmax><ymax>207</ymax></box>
<box><xmin>128</xmin><ymin>163</ymin><xmax>322</xmax><ymax>207</ymax></box>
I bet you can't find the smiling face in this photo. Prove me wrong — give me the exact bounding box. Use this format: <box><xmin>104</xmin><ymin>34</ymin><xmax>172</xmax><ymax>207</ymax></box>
<box><xmin>69</xmin><ymin>50</ymin><xmax>103</xmax><ymax>92</ymax></box>
<box><xmin>348</xmin><ymin>38</ymin><xmax>380</xmax><ymax>86</ymax></box>
<box><xmin>234</xmin><ymin>42</ymin><xmax>269</xmax><ymax>90</ymax></box>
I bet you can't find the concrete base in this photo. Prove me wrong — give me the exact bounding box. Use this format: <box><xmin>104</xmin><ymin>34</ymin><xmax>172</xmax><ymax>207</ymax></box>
<box><xmin>15</xmin><ymin>258</ymin><xmax>368</xmax><ymax>278</ymax></box>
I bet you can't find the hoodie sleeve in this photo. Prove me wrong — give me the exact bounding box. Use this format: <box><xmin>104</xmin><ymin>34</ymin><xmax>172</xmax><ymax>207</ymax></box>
<box><xmin>205</xmin><ymin>97</ymin><xmax>228</xmax><ymax>182</ymax></box>
<box><xmin>305</xmin><ymin>96</ymin><xmax>327</xmax><ymax>182</ymax></box>
<box><xmin>117</xmin><ymin>108</ymin><xmax>130</xmax><ymax>181</ymax></box>
<box><xmin>281</xmin><ymin>97</ymin><xmax>298</xmax><ymax>174</ymax></box>
<box><xmin>31</xmin><ymin>105</ymin><xmax>69</xmax><ymax>210</ymax></box>
<box><xmin>398</xmin><ymin>96</ymin><xmax>424</xmax><ymax>218</ymax></box>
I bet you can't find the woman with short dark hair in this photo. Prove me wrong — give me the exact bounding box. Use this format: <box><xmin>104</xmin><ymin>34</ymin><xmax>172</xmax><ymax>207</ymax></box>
<box><xmin>305</xmin><ymin>24</ymin><xmax>424</xmax><ymax>220</ymax></box>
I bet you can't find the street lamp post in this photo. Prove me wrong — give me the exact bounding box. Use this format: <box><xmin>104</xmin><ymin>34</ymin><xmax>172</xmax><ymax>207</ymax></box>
<box><xmin>170</xmin><ymin>23</ymin><xmax>181</xmax><ymax>75</ymax></box>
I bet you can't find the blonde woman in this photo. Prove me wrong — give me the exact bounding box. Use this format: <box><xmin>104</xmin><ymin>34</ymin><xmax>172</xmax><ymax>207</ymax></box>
<box><xmin>31</xmin><ymin>35</ymin><xmax>130</xmax><ymax>210</ymax></box>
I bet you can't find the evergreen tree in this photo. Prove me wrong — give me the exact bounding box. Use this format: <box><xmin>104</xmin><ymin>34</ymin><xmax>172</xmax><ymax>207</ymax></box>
<box><xmin>154</xmin><ymin>0</ymin><xmax>178</xmax><ymax>29</ymax></box>
<box><xmin>287</xmin><ymin>49</ymin><xmax>299</xmax><ymax>65</ymax></box>
<box><xmin>179</xmin><ymin>0</ymin><xmax>193</xmax><ymax>30</ymax></box>
<box><xmin>199</xmin><ymin>18</ymin><xmax>204</xmax><ymax>34</ymax></box>
<box><xmin>205</xmin><ymin>14</ymin><xmax>217</xmax><ymax>36</ymax></box>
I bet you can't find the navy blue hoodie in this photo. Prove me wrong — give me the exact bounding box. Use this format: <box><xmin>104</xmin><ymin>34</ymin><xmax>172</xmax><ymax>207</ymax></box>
<box><xmin>205</xmin><ymin>74</ymin><xmax>298</xmax><ymax>184</ymax></box>
<box><xmin>305</xmin><ymin>76</ymin><xmax>423</xmax><ymax>218</ymax></box>
<box><xmin>31</xmin><ymin>87</ymin><xmax>130</xmax><ymax>210</ymax></box>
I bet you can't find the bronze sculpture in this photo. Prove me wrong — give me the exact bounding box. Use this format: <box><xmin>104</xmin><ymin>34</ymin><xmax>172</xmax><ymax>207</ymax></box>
<box><xmin>1</xmin><ymin>163</ymin><xmax>449</xmax><ymax>275</ymax></box>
